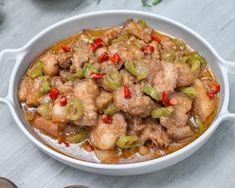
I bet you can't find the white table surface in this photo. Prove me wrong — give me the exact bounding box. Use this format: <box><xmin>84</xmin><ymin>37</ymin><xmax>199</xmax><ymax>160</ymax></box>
<box><xmin>0</xmin><ymin>0</ymin><xmax>235</xmax><ymax>187</ymax></box>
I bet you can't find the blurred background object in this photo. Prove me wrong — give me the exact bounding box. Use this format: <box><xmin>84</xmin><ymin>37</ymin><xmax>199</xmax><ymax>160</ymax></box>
<box><xmin>0</xmin><ymin>0</ymin><xmax>4</xmax><ymax>23</ymax></box>
<box><xmin>0</xmin><ymin>177</ymin><xmax>17</xmax><ymax>188</ymax></box>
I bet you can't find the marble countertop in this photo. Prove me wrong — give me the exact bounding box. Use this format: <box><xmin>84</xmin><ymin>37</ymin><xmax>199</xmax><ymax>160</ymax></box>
<box><xmin>0</xmin><ymin>0</ymin><xmax>235</xmax><ymax>187</ymax></box>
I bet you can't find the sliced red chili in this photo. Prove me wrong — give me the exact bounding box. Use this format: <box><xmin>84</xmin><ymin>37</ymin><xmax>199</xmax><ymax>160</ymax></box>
<box><xmin>210</xmin><ymin>83</ymin><xmax>220</xmax><ymax>94</ymax></box>
<box><xmin>208</xmin><ymin>91</ymin><xmax>215</xmax><ymax>99</ymax></box>
<box><xmin>102</xmin><ymin>114</ymin><xmax>113</xmax><ymax>124</ymax></box>
<box><xmin>111</xmin><ymin>53</ymin><xmax>121</xmax><ymax>64</ymax></box>
<box><xmin>162</xmin><ymin>91</ymin><xmax>169</xmax><ymax>105</ymax></box>
<box><xmin>168</xmin><ymin>98</ymin><xmax>177</xmax><ymax>106</ymax></box>
<box><xmin>64</xmin><ymin>141</ymin><xmax>70</xmax><ymax>147</ymax></box>
<box><xmin>93</xmin><ymin>38</ymin><xmax>104</xmax><ymax>48</ymax></box>
<box><xmin>99</xmin><ymin>51</ymin><xmax>109</xmax><ymax>63</ymax></box>
<box><xmin>141</xmin><ymin>45</ymin><xmax>155</xmax><ymax>53</ymax></box>
<box><xmin>49</xmin><ymin>88</ymin><xmax>59</xmax><ymax>100</ymax></box>
<box><xmin>60</xmin><ymin>96</ymin><xmax>67</xmax><ymax>106</ymax></box>
<box><xmin>90</xmin><ymin>72</ymin><xmax>104</xmax><ymax>80</ymax></box>
<box><xmin>151</xmin><ymin>33</ymin><xmax>161</xmax><ymax>43</ymax></box>
<box><xmin>62</xmin><ymin>45</ymin><xmax>71</xmax><ymax>52</ymax></box>
<box><xmin>89</xmin><ymin>42</ymin><xmax>98</xmax><ymax>52</ymax></box>
<box><xmin>124</xmin><ymin>84</ymin><xmax>131</xmax><ymax>99</ymax></box>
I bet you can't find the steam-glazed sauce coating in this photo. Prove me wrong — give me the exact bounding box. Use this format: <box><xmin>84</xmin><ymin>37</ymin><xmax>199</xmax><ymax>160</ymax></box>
<box><xmin>18</xmin><ymin>19</ymin><xmax>219</xmax><ymax>164</ymax></box>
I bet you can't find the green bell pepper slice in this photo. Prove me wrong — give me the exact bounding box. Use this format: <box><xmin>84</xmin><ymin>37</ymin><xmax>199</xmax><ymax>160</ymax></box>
<box><xmin>137</xmin><ymin>19</ymin><xmax>147</xmax><ymax>27</ymax></box>
<box><xmin>103</xmin><ymin>70</ymin><xmax>123</xmax><ymax>89</ymax></box>
<box><xmin>151</xmin><ymin>107</ymin><xmax>174</xmax><ymax>118</ymax></box>
<box><xmin>37</xmin><ymin>103</ymin><xmax>52</xmax><ymax>120</ymax></box>
<box><xmin>180</xmin><ymin>86</ymin><xmax>197</xmax><ymax>98</ymax></box>
<box><xmin>124</xmin><ymin>61</ymin><xmax>149</xmax><ymax>80</ymax></box>
<box><xmin>186</xmin><ymin>52</ymin><xmax>207</xmax><ymax>72</ymax></box>
<box><xmin>69</xmin><ymin>68</ymin><xmax>84</xmax><ymax>81</ymax></box>
<box><xmin>141</xmin><ymin>81</ymin><xmax>161</xmax><ymax>101</ymax></box>
<box><xmin>83</xmin><ymin>63</ymin><xmax>98</xmax><ymax>78</ymax></box>
<box><xmin>39</xmin><ymin>76</ymin><xmax>50</xmax><ymax>96</ymax></box>
<box><xmin>116</xmin><ymin>135</ymin><xmax>140</xmax><ymax>149</ymax></box>
<box><xmin>30</xmin><ymin>61</ymin><xmax>43</xmax><ymax>79</ymax></box>
<box><xmin>65</xmin><ymin>97</ymin><xmax>84</xmax><ymax>121</ymax></box>
<box><xmin>104</xmin><ymin>103</ymin><xmax>117</xmax><ymax>116</ymax></box>
<box><xmin>66</xmin><ymin>130</ymin><xmax>87</xmax><ymax>143</ymax></box>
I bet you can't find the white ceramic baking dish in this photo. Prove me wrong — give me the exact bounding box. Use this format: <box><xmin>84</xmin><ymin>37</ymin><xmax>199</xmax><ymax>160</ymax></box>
<box><xmin>0</xmin><ymin>10</ymin><xmax>235</xmax><ymax>176</ymax></box>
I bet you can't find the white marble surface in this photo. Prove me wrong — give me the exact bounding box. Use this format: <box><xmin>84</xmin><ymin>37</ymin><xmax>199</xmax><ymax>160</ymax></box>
<box><xmin>0</xmin><ymin>0</ymin><xmax>235</xmax><ymax>187</ymax></box>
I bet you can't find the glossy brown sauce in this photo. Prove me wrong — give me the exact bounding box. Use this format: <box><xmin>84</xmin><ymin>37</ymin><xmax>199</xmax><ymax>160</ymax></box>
<box><xmin>20</xmin><ymin>27</ymin><xmax>219</xmax><ymax>164</ymax></box>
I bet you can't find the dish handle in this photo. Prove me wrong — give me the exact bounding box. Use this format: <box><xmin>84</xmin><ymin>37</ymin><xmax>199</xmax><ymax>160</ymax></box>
<box><xmin>219</xmin><ymin>59</ymin><xmax>235</xmax><ymax>120</ymax></box>
<box><xmin>0</xmin><ymin>48</ymin><xmax>24</xmax><ymax>106</ymax></box>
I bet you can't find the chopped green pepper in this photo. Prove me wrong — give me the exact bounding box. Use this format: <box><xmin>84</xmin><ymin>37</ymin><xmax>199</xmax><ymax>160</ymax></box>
<box><xmin>195</xmin><ymin>117</ymin><xmax>205</xmax><ymax>134</ymax></box>
<box><xmin>111</xmin><ymin>32</ymin><xmax>129</xmax><ymax>44</ymax></box>
<box><xmin>37</xmin><ymin>103</ymin><xmax>52</xmax><ymax>120</ymax></box>
<box><xmin>189</xmin><ymin>116</ymin><xmax>205</xmax><ymax>134</ymax></box>
<box><xmin>141</xmin><ymin>81</ymin><xmax>161</xmax><ymax>101</ymax></box>
<box><xmin>29</xmin><ymin>61</ymin><xmax>43</xmax><ymax>79</ymax></box>
<box><xmin>88</xmin><ymin>37</ymin><xmax>95</xmax><ymax>44</ymax></box>
<box><xmin>104</xmin><ymin>103</ymin><xmax>117</xmax><ymax>116</ymax></box>
<box><xmin>180</xmin><ymin>86</ymin><xmax>197</xmax><ymax>98</ymax></box>
<box><xmin>151</xmin><ymin>107</ymin><xmax>174</xmax><ymax>118</ymax></box>
<box><xmin>179</xmin><ymin>56</ymin><xmax>189</xmax><ymax>63</ymax></box>
<box><xmin>39</xmin><ymin>76</ymin><xmax>50</xmax><ymax>96</ymax></box>
<box><xmin>65</xmin><ymin>97</ymin><xmax>84</xmax><ymax>121</ymax></box>
<box><xmin>69</xmin><ymin>68</ymin><xmax>84</xmax><ymax>81</ymax></box>
<box><xmin>137</xmin><ymin>19</ymin><xmax>147</xmax><ymax>27</ymax></box>
<box><xmin>131</xmin><ymin>39</ymin><xmax>142</xmax><ymax>48</ymax></box>
<box><xmin>192</xmin><ymin>52</ymin><xmax>207</xmax><ymax>66</ymax></box>
<box><xmin>103</xmin><ymin>70</ymin><xmax>123</xmax><ymax>89</ymax></box>
<box><xmin>186</xmin><ymin>52</ymin><xmax>207</xmax><ymax>72</ymax></box>
<box><xmin>173</xmin><ymin>38</ymin><xmax>187</xmax><ymax>50</ymax></box>
<box><xmin>164</xmin><ymin>50</ymin><xmax>176</xmax><ymax>63</ymax></box>
<box><xmin>66</xmin><ymin>130</ymin><xmax>87</xmax><ymax>143</ymax></box>
<box><xmin>116</xmin><ymin>135</ymin><xmax>140</xmax><ymax>149</ymax></box>
<box><xmin>191</xmin><ymin>59</ymin><xmax>201</xmax><ymax>72</ymax></box>
<box><xmin>83</xmin><ymin>63</ymin><xmax>98</xmax><ymax>78</ymax></box>
<box><xmin>124</xmin><ymin>61</ymin><xmax>149</xmax><ymax>80</ymax></box>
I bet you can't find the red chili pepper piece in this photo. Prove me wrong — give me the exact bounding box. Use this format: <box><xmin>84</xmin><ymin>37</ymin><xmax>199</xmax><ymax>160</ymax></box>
<box><xmin>111</xmin><ymin>53</ymin><xmax>121</xmax><ymax>64</ymax></box>
<box><xmin>49</xmin><ymin>88</ymin><xmax>59</xmax><ymax>100</ymax></box>
<box><xmin>168</xmin><ymin>98</ymin><xmax>178</xmax><ymax>106</ymax></box>
<box><xmin>211</xmin><ymin>83</ymin><xmax>220</xmax><ymax>94</ymax></box>
<box><xmin>124</xmin><ymin>84</ymin><xmax>131</xmax><ymax>99</ymax></box>
<box><xmin>89</xmin><ymin>42</ymin><xmax>98</xmax><ymax>52</ymax></box>
<box><xmin>99</xmin><ymin>51</ymin><xmax>109</xmax><ymax>63</ymax></box>
<box><xmin>64</xmin><ymin>141</ymin><xmax>70</xmax><ymax>147</ymax></box>
<box><xmin>62</xmin><ymin>45</ymin><xmax>71</xmax><ymax>52</ymax></box>
<box><xmin>149</xmin><ymin>46</ymin><xmax>155</xmax><ymax>52</ymax></box>
<box><xmin>141</xmin><ymin>45</ymin><xmax>155</xmax><ymax>53</ymax></box>
<box><xmin>93</xmin><ymin>38</ymin><xmax>104</xmax><ymax>48</ymax></box>
<box><xmin>90</xmin><ymin>72</ymin><xmax>104</xmax><ymax>80</ymax></box>
<box><xmin>208</xmin><ymin>91</ymin><xmax>215</xmax><ymax>99</ymax></box>
<box><xmin>162</xmin><ymin>91</ymin><xmax>169</xmax><ymax>105</ymax></box>
<box><xmin>151</xmin><ymin>33</ymin><xmax>161</xmax><ymax>43</ymax></box>
<box><xmin>60</xmin><ymin>96</ymin><xmax>67</xmax><ymax>106</ymax></box>
<box><xmin>102</xmin><ymin>114</ymin><xmax>113</xmax><ymax>124</ymax></box>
